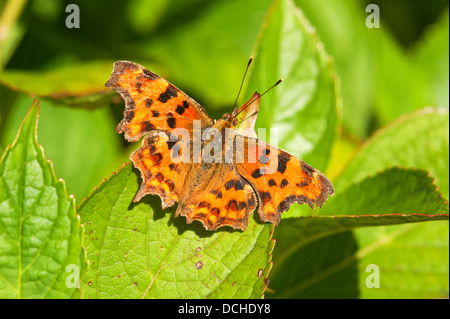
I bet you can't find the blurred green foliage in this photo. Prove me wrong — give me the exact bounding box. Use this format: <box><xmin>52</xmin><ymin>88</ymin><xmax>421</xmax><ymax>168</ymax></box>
<box><xmin>0</xmin><ymin>0</ymin><xmax>448</xmax><ymax>299</ymax></box>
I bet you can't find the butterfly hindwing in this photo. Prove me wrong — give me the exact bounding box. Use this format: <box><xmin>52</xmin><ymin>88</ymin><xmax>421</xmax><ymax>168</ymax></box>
<box><xmin>234</xmin><ymin>136</ymin><xmax>334</xmax><ymax>224</ymax></box>
<box><xmin>175</xmin><ymin>164</ymin><xmax>257</xmax><ymax>230</ymax></box>
<box><xmin>130</xmin><ymin>130</ymin><xmax>189</xmax><ymax>208</ymax></box>
<box><xmin>106</xmin><ymin>61</ymin><xmax>213</xmax><ymax>142</ymax></box>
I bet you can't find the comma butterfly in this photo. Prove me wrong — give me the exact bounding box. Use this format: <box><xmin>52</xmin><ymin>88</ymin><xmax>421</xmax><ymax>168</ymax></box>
<box><xmin>106</xmin><ymin>61</ymin><xmax>334</xmax><ymax>230</ymax></box>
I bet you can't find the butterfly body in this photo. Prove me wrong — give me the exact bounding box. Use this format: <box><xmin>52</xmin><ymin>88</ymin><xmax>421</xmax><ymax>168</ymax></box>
<box><xmin>106</xmin><ymin>61</ymin><xmax>333</xmax><ymax>231</ymax></box>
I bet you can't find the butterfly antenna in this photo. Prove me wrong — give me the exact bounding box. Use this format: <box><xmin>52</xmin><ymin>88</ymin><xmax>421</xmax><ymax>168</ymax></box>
<box><xmin>260</xmin><ymin>78</ymin><xmax>283</xmax><ymax>98</ymax></box>
<box><xmin>235</xmin><ymin>78</ymin><xmax>283</xmax><ymax>117</ymax></box>
<box><xmin>232</xmin><ymin>56</ymin><xmax>253</xmax><ymax>110</ymax></box>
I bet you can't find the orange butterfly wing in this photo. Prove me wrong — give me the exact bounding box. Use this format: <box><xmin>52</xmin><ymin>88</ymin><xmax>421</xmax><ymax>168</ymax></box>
<box><xmin>234</xmin><ymin>136</ymin><xmax>334</xmax><ymax>225</ymax></box>
<box><xmin>106</xmin><ymin>61</ymin><xmax>213</xmax><ymax>142</ymax></box>
<box><xmin>130</xmin><ymin>130</ymin><xmax>185</xmax><ymax>208</ymax></box>
<box><xmin>175</xmin><ymin>163</ymin><xmax>257</xmax><ymax>230</ymax></box>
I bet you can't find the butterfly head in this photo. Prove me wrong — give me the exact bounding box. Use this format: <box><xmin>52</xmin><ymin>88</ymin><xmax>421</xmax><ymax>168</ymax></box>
<box><xmin>214</xmin><ymin>115</ymin><xmax>236</xmax><ymax>131</ymax></box>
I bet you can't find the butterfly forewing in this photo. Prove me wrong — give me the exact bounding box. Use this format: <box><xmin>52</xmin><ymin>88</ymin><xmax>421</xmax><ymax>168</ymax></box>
<box><xmin>106</xmin><ymin>61</ymin><xmax>213</xmax><ymax>142</ymax></box>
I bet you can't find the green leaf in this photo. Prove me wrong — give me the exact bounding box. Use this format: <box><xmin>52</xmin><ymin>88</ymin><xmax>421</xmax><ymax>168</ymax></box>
<box><xmin>294</xmin><ymin>0</ymin><xmax>375</xmax><ymax>138</ymax></box>
<box><xmin>320</xmin><ymin>167</ymin><xmax>449</xmax><ymax>216</ymax></box>
<box><xmin>79</xmin><ymin>164</ymin><xmax>274</xmax><ymax>299</ymax></box>
<box><xmin>336</xmin><ymin>108</ymin><xmax>449</xmax><ymax>200</ymax></box>
<box><xmin>355</xmin><ymin>221</ymin><xmax>448</xmax><ymax>298</ymax></box>
<box><xmin>0</xmin><ymin>60</ymin><xmax>116</xmax><ymax>107</ymax></box>
<box><xmin>367</xmin><ymin>10</ymin><xmax>449</xmax><ymax>126</ymax></box>
<box><xmin>0</xmin><ymin>101</ymin><xmax>84</xmax><ymax>298</ymax></box>
<box><xmin>246</xmin><ymin>0</ymin><xmax>337</xmax><ymax>172</ymax></box>
<box><xmin>369</xmin><ymin>27</ymin><xmax>430</xmax><ymax>125</ymax></box>
<box><xmin>413</xmin><ymin>9</ymin><xmax>449</xmax><ymax>108</ymax></box>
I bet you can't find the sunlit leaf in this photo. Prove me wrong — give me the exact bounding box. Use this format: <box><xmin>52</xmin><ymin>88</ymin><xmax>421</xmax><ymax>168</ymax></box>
<box><xmin>0</xmin><ymin>101</ymin><xmax>84</xmax><ymax>298</ymax></box>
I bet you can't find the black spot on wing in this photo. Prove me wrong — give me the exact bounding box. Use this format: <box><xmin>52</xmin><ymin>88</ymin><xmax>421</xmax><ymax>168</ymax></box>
<box><xmin>259</xmin><ymin>192</ymin><xmax>272</xmax><ymax>204</ymax></box>
<box><xmin>167</xmin><ymin>140</ymin><xmax>177</xmax><ymax>150</ymax></box>
<box><xmin>151</xmin><ymin>153</ymin><xmax>163</xmax><ymax>165</ymax></box>
<box><xmin>175</xmin><ymin>105</ymin><xmax>185</xmax><ymax>115</ymax></box>
<box><xmin>251</xmin><ymin>169</ymin><xmax>263</xmax><ymax>179</ymax></box>
<box><xmin>225</xmin><ymin>179</ymin><xmax>235</xmax><ymax>190</ymax></box>
<box><xmin>211</xmin><ymin>207</ymin><xmax>220</xmax><ymax>216</ymax></box>
<box><xmin>210</xmin><ymin>189</ymin><xmax>223</xmax><ymax>199</ymax></box>
<box><xmin>142</xmin><ymin>120</ymin><xmax>155</xmax><ymax>132</ymax></box>
<box><xmin>155</xmin><ymin>172</ymin><xmax>164</xmax><ymax>182</ymax></box>
<box><xmin>198</xmin><ymin>201</ymin><xmax>211</xmax><ymax>209</ymax></box>
<box><xmin>227</xmin><ymin>200</ymin><xmax>238</xmax><ymax>211</ymax></box>
<box><xmin>135</xmin><ymin>81</ymin><xmax>142</xmax><ymax>93</ymax></box>
<box><xmin>277</xmin><ymin>154</ymin><xmax>290</xmax><ymax>174</ymax></box>
<box><xmin>234</xmin><ymin>180</ymin><xmax>244</xmax><ymax>190</ymax></box>
<box><xmin>224</xmin><ymin>179</ymin><xmax>245</xmax><ymax>191</ymax></box>
<box><xmin>145</xmin><ymin>99</ymin><xmax>153</xmax><ymax>108</ymax></box>
<box><xmin>280</xmin><ymin>179</ymin><xmax>289</xmax><ymax>189</ymax></box>
<box><xmin>297</xmin><ymin>181</ymin><xmax>309</xmax><ymax>187</ymax></box>
<box><xmin>158</xmin><ymin>85</ymin><xmax>178</xmax><ymax>103</ymax></box>
<box><xmin>167</xmin><ymin>117</ymin><xmax>176</xmax><ymax>129</ymax></box>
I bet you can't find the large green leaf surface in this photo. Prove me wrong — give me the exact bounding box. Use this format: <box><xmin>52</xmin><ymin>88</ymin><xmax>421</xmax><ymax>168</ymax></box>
<box><xmin>336</xmin><ymin>108</ymin><xmax>449</xmax><ymax>200</ymax></box>
<box><xmin>370</xmin><ymin>10</ymin><xmax>449</xmax><ymax>126</ymax></box>
<box><xmin>0</xmin><ymin>102</ymin><xmax>84</xmax><ymax>298</ymax></box>
<box><xmin>79</xmin><ymin>163</ymin><xmax>274</xmax><ymax>299</ymax></box>
<box><xmin>413</xmin><ymin>9</ymin><xmax>449</xmax><ymax>109</ymax></box>
<box><xmin>320</xmin><ymin>167</ymin><xmax>449</xmax><ymax>216</ymax></box>
<box><xmin>294</xmin><ymin>0</ymin><xmax>375</xmax><ymax>138</ymax></box>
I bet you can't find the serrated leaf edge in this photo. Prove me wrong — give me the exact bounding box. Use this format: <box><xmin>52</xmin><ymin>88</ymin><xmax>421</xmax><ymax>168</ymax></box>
<box><xmin>0</xmin><ymin>100</ymin><xmax>86</xmax><ymax>298</ymax></box>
